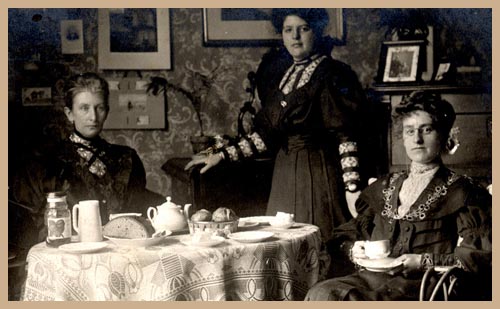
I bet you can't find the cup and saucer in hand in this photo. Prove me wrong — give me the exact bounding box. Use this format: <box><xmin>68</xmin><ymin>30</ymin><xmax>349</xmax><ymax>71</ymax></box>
<box><xmin>355</xmin><ymin>240</ymin><xmax>403</xmax><ymax>273</ymax></box>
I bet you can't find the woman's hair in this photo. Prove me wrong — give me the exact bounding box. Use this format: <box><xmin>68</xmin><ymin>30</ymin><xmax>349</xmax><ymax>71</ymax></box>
<box><xmin>393</xmin><ymin>91</ymin><xmax>456</xmax><ymax>147</ymax></box>
<box><xmin>64</xmin><ymin>72</ymin><xmax>110</xmax><ymax>109</ymax></box>
<box><xmin>271</xmin><ymin>8</ymin><xmax>329</xmax><ymax>37</ymax></box>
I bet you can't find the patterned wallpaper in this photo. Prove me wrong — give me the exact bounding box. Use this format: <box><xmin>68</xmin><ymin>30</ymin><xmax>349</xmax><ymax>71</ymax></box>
<box><xmin>8</xmin><ymin>8</ymin><xmax>491</xmax><ymax>197</ymax></box>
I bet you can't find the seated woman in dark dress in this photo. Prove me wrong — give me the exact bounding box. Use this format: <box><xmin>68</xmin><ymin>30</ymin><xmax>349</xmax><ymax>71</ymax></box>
<box><xmin>10</xmin><ymin>72</ymin><xmax>165</xmax><ymax>250</ymax></box>
<box><xmin>305</xmin><ymin>91</ymin><xmax>492</xmax><ymax>301</ymax></box>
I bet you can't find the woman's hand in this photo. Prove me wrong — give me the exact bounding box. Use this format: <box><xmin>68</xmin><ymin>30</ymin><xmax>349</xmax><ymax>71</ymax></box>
<box><xmin>351</xmin><ymin>240</ymin><xmax>368</xmax><ymax>261</ymax></box>
<box><xmin>395</xmin><ymin>254</ymin><xmax>422</xmax><ymax>274</ymax></box>
<box><xmin>184</xmin><ymin>153</ymin><xmax>223</xmax><ymax>174</ymax></box>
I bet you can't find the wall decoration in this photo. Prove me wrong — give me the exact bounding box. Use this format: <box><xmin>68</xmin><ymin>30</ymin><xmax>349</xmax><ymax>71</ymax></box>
<box><xmin>202</xmin><ymin>8</ymin><xmax>344</xmax><ymax>46</ymax></box>
<box><xmin>103</xmin><ymin>78</ymin><xmax>166</xmax><ymax>129</ymax></box>
<box><xmin>61</xmin><ymin>20</ymin><xmax>84</xmax><ymax>54</ymax></box>
<box><xmin>98</xmin><ymin>8</ymin><xmax>171</xmax><ymax>70</ymax></box>
<box><xmin>21</xmin><ymin>87</ymin><xmax>52</xmax><ymax>106</ymax></box>
<box><xmin>434</xmin><ymin>62</ymin><xmax>451</xmax><ymax>81</ymax></box>
<box><xmin>378</xmin><ymin>40</ymin><xmax>424</xmax><ymax>83</ymax></box>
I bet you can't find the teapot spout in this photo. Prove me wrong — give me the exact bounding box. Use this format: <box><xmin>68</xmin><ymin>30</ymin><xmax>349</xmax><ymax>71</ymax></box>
<box><xmin>183</xmin><ymin>204</ymin><xmax>192</xmax><ymax>221</ymax></box>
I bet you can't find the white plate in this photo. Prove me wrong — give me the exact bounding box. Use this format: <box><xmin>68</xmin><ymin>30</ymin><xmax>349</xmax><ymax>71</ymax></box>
<box><xmin>356</xmin><ymin>257</ymin><xmax>403</xmax><ymax>272</ymax></box>
<box><xmin>238</xmin><ymin>221</ymin><xmax>260</xmax><ymax>228</ymax></box>
<box><xmin>239</xmin><ymin>216</ymin><xmax>275</xmax><ymax>225</ymax></box>
<box><xmin>180</xmin><ymin>235</ymin><xmax>225</xmax><ymax>247</ymax></box>
<box><xmin>228</xmin><ymin>231</ymin><xmax>274</xmax><ymax>243</ymax></box>
<box><xmin>59</xmin><ymin>242</ymin><xmax>108</xmax><ymax>254</ymax></box>
<box><xmin>105</xmin><ymin>231</ymin><xmax>172</xmax><ymax>247</ymax></box>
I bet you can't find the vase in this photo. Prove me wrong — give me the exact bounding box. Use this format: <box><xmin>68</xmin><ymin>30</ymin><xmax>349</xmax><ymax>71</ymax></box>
<box><xmin>190</xmin><ymin>135</ymin><xmax>214</xmax><ymax>154</ymax></box>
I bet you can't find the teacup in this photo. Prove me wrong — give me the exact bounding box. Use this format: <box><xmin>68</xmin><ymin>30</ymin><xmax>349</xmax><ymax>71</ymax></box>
<box><xmin>364</xmin><ymin>240</ymin><xmax>390</xmax><ymax>259</ymax></box>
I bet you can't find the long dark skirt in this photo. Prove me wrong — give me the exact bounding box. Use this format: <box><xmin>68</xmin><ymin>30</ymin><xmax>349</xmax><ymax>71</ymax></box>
<box><xmin>304</xmin><ymin>270</ymin><xmax>428</xmax><ymax>301</ymax></box>
<box><xmin>265</xmin><ymin>146</ymin><xmax>351</xmax><ymax>239</ymax></box>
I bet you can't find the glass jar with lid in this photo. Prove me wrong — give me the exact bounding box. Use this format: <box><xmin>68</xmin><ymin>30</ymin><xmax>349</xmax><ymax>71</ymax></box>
<box><xmin>44</xmin><ymin>191</ymin><xmax>72</xmax><ymax>247</ymax></box>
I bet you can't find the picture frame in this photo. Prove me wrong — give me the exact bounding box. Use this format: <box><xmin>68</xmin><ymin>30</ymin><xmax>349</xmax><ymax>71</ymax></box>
<box><xmin>22</xmin><ymin>87</ymin><xmax>52</xmax><ymax>106</ymax></box>
<box><xmin>61</xmin><ymin>20</ymin><xmax>84</xmax><ymax>54</ymax></box>
<box><xmin>202</xmin><ymin>8</ymin><xmax>344</xmax><ymax>46</ymax></box>
<box><xmin>434</xmin><ymin>62</ymin><xmax>451</xmax><ymax>81</ymax></box>
<box><xmin>378</xmin><ymin>40</ymin><xmax>425</xmax><ymax>83</ymax></box>
<box><xmin>98</xmin><ymin>8</ymin><xmax>171</xmax><ymax>70</ymax></box>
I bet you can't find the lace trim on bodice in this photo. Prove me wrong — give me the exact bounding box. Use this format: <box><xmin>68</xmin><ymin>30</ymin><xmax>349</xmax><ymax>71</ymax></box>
<box><xmin>279</xmin><ymin>55</ymin><xmax>327</xmax><ymax>95</ymax></box>
<box><xmin>381</xmin><ymin>171</ymin><xmax>461</xmax><ymax>221</ymax></box>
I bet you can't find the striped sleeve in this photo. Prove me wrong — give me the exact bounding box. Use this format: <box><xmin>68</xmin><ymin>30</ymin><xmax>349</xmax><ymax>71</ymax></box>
<box><xmin>219</xmin><ymin>132</ymin><xmax>267</xmax><ymax>162</ymax></box>
<box><xmin>339</xmin><ymin>141</ymin><xmax>361</xmax><ymax>192</ymax></box>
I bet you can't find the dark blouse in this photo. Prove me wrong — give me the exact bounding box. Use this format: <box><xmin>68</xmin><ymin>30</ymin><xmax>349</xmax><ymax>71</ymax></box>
<box><xmin>9</xmin><ymin>134</ymin><xmax>165</xmax><ymax>249</ymax></box>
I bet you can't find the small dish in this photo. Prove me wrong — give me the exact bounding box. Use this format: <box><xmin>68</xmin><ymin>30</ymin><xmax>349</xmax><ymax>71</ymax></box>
<box><xmin>105</xmin><ymin>231</ymin><xmax>172</xmax><ymax>247</ymax></box>
<box><xmin>228</xmin><ymin>231</ymin><xmax>274</xmax><ymax>243</ymax></box>
<box><xmin>59</xmin><ymin>242</ymin><xmax>108</xmax><ymax>254</ymax></box>
<box><xmin>180</xmin><ymin>235</ymin><xmax>225</xmax><ymax>247</ymax></box>
<box><xmin>239</xmin><ymin>216</ymin><xmax>275</xmax><ymax>225</ymax></box>
<box><xmin>237</xmin><ymin>221</ymin><xmax>260</xmax><ymax>228</ymax></box>
<box><xmin>356</xmin><ymin>257</ymin><xmax>403</xmax><ymax>273</ymax></box>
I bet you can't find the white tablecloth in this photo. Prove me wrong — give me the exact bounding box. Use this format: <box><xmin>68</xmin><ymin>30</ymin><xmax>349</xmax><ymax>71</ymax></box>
<box><xmin>21</xmin><ymin>223</ymin><xmax>330</xmax><ymax>301</ymax></box>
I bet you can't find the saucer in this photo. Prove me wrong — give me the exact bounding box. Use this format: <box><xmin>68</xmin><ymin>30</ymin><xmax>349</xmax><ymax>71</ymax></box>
<box><xmin>356</xmin><ymin>257</ymin><xmax>403</xmax><ymax>273</ymax></box>
<box><xmin>228</xmin><ymin>231</ymin><xmax>274</xmax><ymax>243</ymax></box>
<box><xmin>59</xmin><ymin>242</ymin><xmax>108</xmax><ymax>254</ymax></box>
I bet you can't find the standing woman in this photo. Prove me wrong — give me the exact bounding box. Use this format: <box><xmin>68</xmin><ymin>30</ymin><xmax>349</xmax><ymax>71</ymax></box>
<box><xmin>10</xmin><ymin>72</ymin><xmax>165</xmax><ymax>249</ymax></box>
<box><xmin>186</xmin><ymin>9</ymin><xmax>370</xmax><ymax>239</ymax></box>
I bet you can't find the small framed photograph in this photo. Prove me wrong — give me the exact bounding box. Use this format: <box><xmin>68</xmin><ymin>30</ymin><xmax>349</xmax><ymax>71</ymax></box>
<box><xmin>376</xmin><ymin>40</ymin><xmax>426</xmax><ymax>84</ymax></box>
<box><xmin>382</xmin><ymin>42</ymin><xmax>422</xmax><ymax>82</ymax></box>
<box><xmin>61</xmin><ymin>20</ymin><xmax>84</xmax><ymax>54</ymax></box>
<box><xmin>22</xmin><ymin>87</ymin><xmax>52</xmax><ymax>106</ymax></box>
<box><xmin>434</xmin><ymin>62</ymin><xmax>451</xmax><ymax>81</ymax></box>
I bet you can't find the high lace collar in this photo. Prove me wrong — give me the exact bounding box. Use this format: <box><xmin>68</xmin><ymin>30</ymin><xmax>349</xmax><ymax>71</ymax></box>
<box><xmin>409</xmin><ymin>161</ymin><xmax>441</xmax><ymax>175</ymax></box>
<box><xmin>293</xmin><ymin>53</ymin><xmax>320</xmax><ymax>65</ymax></box>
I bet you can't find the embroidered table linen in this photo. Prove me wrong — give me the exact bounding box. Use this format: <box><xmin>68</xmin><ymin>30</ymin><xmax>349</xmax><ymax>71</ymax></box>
<box><xmin>21</xmin><ymin>224</ymin><xmax>328</xmax><ymax>301</ymax></box>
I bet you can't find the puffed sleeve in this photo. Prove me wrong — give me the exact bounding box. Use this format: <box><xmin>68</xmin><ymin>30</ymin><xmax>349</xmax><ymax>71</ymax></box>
<box><xmin>9</xmin><ymin>157</ymin><xmax>58</xmax><ymax>249</ymax></box>
<box><xmin>454</xmin><ymin>188</ymin><xmax>492</xmax><ymax>274</ymax></box>
<box><xmin>319</xmin><ymin>63</ymin><xmax>368</xmax><ymax>193</ymax></box>
<box><xmin>326</xmin><ymin>182</ymin><xmax>380</xmax><ymax>256</ymax></box>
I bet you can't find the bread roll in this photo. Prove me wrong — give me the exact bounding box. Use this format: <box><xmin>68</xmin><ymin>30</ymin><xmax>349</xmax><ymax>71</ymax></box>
<box><xmin>103</xmin><ymin>216</ymin><xmax>154</xmax><ymax>239</ymax></box>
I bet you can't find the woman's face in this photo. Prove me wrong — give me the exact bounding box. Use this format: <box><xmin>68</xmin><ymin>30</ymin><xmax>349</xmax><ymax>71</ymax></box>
<box><xmin>64</xmin><ymin>91</ymin><xmax>108</xmax><ymax>139</ymax></box>
<box><xmin>282</xmin><ymin>15</ymin><xmax>316</xmax><ymax>61</ymax></box>
<box><xmin>402</xmin><ymin>110</ymin><xmax>443</xmax><ymax>164</ymax></box>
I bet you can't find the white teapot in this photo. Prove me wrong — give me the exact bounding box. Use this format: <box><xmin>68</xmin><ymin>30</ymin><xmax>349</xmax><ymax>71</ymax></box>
<box><xmin>147</xmin><ymin>196</ymin><xmax>192</xmax><ymax>232</ymax></box>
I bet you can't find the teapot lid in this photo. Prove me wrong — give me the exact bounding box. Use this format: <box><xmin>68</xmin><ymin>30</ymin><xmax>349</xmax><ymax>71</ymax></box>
<box><xmin>161</xmin><ymin>196</ymin><xmax>177</xmax><ymax>208</ymax></box>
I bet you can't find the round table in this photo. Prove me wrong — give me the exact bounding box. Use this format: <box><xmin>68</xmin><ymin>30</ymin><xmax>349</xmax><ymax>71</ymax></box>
<box><xmin>21</xmin><ymin>222</ymin><xmax>330</xmax><ymax>301</ymax></box>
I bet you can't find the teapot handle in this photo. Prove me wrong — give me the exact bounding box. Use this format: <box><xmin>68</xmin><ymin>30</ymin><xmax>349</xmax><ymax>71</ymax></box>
<box><xmin>147</xmin><ymin>207</ymin><xmax>157</xmax><ymax>222</ymax></box>
<box><xmin>184</xmin><ymin>204</ymin><xmax>192</xmax><ymax>222</ymax></box>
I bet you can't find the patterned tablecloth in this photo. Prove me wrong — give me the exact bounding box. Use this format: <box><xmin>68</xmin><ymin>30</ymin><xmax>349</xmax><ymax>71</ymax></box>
<box><xmin>21</xmin><ymin>223</ymin><xmax>330</xmax><ymax>301</ymax></box>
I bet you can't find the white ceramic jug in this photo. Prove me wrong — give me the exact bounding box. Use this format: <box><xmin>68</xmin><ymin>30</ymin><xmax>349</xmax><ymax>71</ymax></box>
<box><xmin>72</xmin><ymin>200</ymin><xmax>103</xmax><ymax>242</ymax></box>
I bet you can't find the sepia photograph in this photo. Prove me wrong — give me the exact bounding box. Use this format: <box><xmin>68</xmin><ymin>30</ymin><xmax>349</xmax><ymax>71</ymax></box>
<box><xmin>6</xmin><ymin>2</ymin><xmax>493</xmax><ymax>303</ymax></box>
<box><xmin>383</xmin><ymin>44</ymin><xmax>421</xmax><ymax>82</ymax></box>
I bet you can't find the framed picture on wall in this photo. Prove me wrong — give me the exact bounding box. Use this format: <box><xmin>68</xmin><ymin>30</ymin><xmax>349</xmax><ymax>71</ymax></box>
<box><xmin>21</xmin><ymin>87</ymin><xmax>52</xmax><ymax>106</ymax></box>
<box><xmin>98</xmin><ymin>8</ymin><xmax>171</xmax><ymax>70</ymax></box>
<box><xmin>202</xmin><ymin>8</ymin><xmax>344</xmax><ymax>46</ymax></box>
<box><xmin>378</xmin><ymin>40</ymin><xmax>425</xmax><ymax>83</ymax></box>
